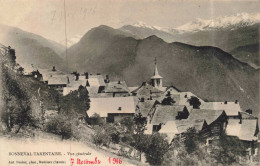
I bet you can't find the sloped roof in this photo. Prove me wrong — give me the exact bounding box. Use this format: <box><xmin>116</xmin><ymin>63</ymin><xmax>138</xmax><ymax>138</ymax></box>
<box><xmin>128</xmin><ymin>87</ymin><xmax>139</xmax><ymax>93</ymax></box>
<box><xmin>178</xmin><ymin>92</ymin><xmax>204</xmax><ymax>105</ymax></box>
<box><xmin>189</xmin><ymin>109</ymin><xmax>226</xmax><ymax>125</ymax></box>
<box><xmin>200</xmin><ymin>102</ymin><xmax>241</xmax><ymax>116</ymax></box>
<box><xmin>69</xmin><ymin>79</ymin><xmax>87</xmax><ymax>87</ymax></box>
<box><xmin>164</xmin><ymin>86</ymin><xmax>181</xmax><ymax>94</ymax></box>
<box><xmin>87</xmin><ymin>75</ymin><xmax>106</xmax><ymax>87</ymax></box>
<box><xmin>38</xmin><ymin>68</ymin><xmax>65</xmax><ymax>82</ymax></box>
<box><xmin>240</xmin><ymin>111</ymin><xmax>258</xmax><ymax>119</ymax></box>
<box><xmin>158</xmin><ymin>94</ymin><xmax>181</xmax><ymax>105</ymax></box>
<box><xmin>137</xmin><ymin>100</ymin><xmax>156</xmax><ymax>117</ymax></box>
<box><xmin>48</xmin><ymin>76</ymin><xmax>68</xmax><ymax>85</ymax></box>
<box><xmin>159</xmin><ymin>121</ymin><xmax>179</xmax><ymax>143</ymax></box>
<box><xmin>105</xmin><ymin>81</ymin><xmax>130</xmax><ymax>93</ymax></box>
<box><xmin>87</xmin><ymin>97</ymin><xmax>135</xmax><ymax>117</ymax></box>
<box><xmin>86</xmin><ymin>87</ymin><xmax>100</xmax><ymax>95</ymax></box>
<box><xmin>132</xmin><ymin>82</ymin><xmax>162</xmax><ymax>95</ymax></box>
<box><xmin>159</xmin><ymin>119</ymin><xmax>207</xmax><ymax>143</ymax></box>
<box><xmin>226</xmin><ymin>119</ymin><xmax>259</xmax><ymax>141</ymax></box>
<box><xmin>151</xmin><ymin>105</ymin><xmax>186</xmax><ymax>125</ymax></box>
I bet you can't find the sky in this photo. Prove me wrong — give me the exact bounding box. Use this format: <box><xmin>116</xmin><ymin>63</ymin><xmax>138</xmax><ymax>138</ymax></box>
<box><xmin>0</xmin><ymin>0</ymin><xmax>259</xmax><ymax>44</ymax></box>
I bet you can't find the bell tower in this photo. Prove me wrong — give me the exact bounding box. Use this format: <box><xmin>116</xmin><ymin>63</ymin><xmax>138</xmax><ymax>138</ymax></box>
<box><xmin>151</xmin><ymin>57</ymin><xmax>163</xmax><ymax>90</ymax></box>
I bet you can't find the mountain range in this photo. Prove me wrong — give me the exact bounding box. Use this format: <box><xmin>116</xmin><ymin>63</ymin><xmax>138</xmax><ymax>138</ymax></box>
<box><xmin>0</xmin><ymin>13</ymin><xmax>259</xmax><ymax>116</ymax></box>
<box><xmin>120</xmin><ymin>13</ymin><xmax>260</xmax><ymax>68</ymax></box>
<box><xmin>65</xmin><ymin>25</ymin><xmax>259</xmax><ymax>117</ymax></box>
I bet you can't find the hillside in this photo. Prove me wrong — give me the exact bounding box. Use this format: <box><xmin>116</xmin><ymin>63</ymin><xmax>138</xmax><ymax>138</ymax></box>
<box><xmin>230</xmin><ymin>43</ymin><xmax>259</xmax><ymax>69</ymax></box>
<box><xmin>0</xmin><ymin>24</ymin><xmax>66</xmax><ymax>70</ymax></box>
<box><xmin>120</xmin><ymin>22</ymin><xmax>259</xmax><ymax>68</ymax></box>
<box><xmin>66</xmin><ymin>25</ymin><xmax>259</xmax><ymax>117</ymax></box>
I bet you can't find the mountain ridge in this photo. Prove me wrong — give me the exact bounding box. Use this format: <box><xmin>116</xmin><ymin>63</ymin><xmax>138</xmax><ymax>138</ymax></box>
<box><xmin>65</xmin><ymin>25</ymin><xmax>259</xmax><ymax>117</ymax></box>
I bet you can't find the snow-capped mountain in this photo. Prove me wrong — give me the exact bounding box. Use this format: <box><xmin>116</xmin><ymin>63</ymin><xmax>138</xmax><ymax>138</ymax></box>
<box><xmin>132</xmin><ymin>21</ymin><xmax>170</xmax><ymax>32</ymax></box>
<box><xmin>126</xmin><ymin>13</ymin><xmax>260</xmax><ymax>34</ymax></box>
<box><xmin>175</xmin><ymin>12</ymin><xmax>260</xmax><ymax>33</ymax></box>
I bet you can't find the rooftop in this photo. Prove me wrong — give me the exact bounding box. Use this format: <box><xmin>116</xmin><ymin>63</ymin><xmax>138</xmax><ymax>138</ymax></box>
<box><xmin>105</xmin><ymin>81</ymin><xmax>130</xmax><ymax>93</ymax></box>
<box><xmin>188</xmin><ymin>109</ymin><xmax>226</xmax><ymax>125</ymax></box>
<box><xmin>226</xmin><ymin>119</ymin><xmax>259</xmax><ymax>141</ymax></box>
<box><xmin>87</xmin><ymin>96</ymin><xmax>136</xmax><ymax>117</ymax></box>
<box><xmin>48</xmin><ymin>76</ymin><xmax>68</xmax><ymax>85</ymax></box>
<box><xmin>132</xmin><ymin>82</ymin><xmax>162</xmax><ymax>95</ymax></box>
<box><xmin>151</xmin><ymin>105</ymin><xmax>186</xmax><ymax>125</ymax></box>
<box><xmin>200</xmin><ymin>101</ymin><xmax>241</xmax><ymax>116</ymax></box>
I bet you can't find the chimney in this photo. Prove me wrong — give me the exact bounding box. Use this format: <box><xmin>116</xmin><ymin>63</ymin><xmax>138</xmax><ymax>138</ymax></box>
<box><xmin>84</xmin><ymin>72</ymin><xmax>89</xmax><ymax>79</ymax></box>
<box><xmin>75</xmin><ymin>73</ymin><xmax>79</xmax><ymax>81</ymax></box>
<box><xmin>235</xmin><ymin>100</ymin><xmax>238</xmax><ymax>104</ymax></box>
<box><xmin>118</xmin><ymin>81</ymin><xmax>121</xmax><ymax>84</ymax></box>
<box><xmin>224</xmin><ymin>101</ymin><xmax>227</xmax><ymax>104</ymax></box>
<box><xmin>118</xmin><ymin>107</ymin><xmax>122</xmax><ymax>111</ymax></box>
<box><xmin>184</xmin><ymin>94</ymin><xmax>187</xmax><ymax>98</ymax></box>
<box><xmin>105</xmin><ymin>75</ymin><xmax>110</xmax><ymax>83</ymax></box>
<box><xmin>52</xmin><ymin>66</ymin><xmax>56</xmax><ymax>71</ymax></box>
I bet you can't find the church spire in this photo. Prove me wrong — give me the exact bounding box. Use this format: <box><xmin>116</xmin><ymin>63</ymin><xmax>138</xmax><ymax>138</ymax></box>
<box><xmin>151</xmin><ymin>57</ymin><xmax>163</xmax><ymax>90</ymax></box>
<box><xmin>152</xmin><ymin>57</ymin><xmax>162</xmax><ymax>79</ymax></box>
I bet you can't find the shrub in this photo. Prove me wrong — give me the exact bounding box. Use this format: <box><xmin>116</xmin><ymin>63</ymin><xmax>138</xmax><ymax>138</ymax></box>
<box><xmin>188</xmin><ymin>96</ymin><xmax>201</xmax><ymax>109</ymax></box>
<box><xmin>144</xmin><ymin>133</ymin><xmax>169</xmax><ymax>165</ymax></box>
<box><xmin>45</xmin><ymin>114</ymin><xmax>72</xmax><ymax>140</ymax></box>
<box><xmin>92</xmin><ymin>127</ymin><xmax>111</xmax><ymax>147</ymax></box>
<box><xmin>161</xmin><ymin>96</ymin><xmax>176</xmax><ymax>105</ymax></box>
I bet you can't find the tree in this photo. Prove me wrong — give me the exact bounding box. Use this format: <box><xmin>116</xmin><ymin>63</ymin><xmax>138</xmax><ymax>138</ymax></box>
<box><xmin>188</xmin><ymin>96</ymin><xmax>201</xmax><ymax>109</ymax></box>
<box><xmin>145</xmin><ymin>133</ymin><xmax>169</xmax><ymax>165</ymax></box>
<box><xmin>88</xmin><ymin>113</ymin><xmax>105</xmax><ymax>126</ymax></box>
<box><xmin>59</xmin><ymin>85</ymin><xmax>90</xmax><ymax>117</ymax></box>
<box><xmin>161</xmin><ymin>96</ymin><xmax>176</xmax><ymax>105</ymax></box>
<box><xmin>133</xmin><ymin>113</ymin><xmax>147</xmax><ymax>161</ymax></box>
<box><xmin>183</xmin><ymin>128</ymin><xmax>200</xmax><ymax>154</ymax></box>
<box><xmin>1</xmin><ymin>69</ymin><xmax>35</xmax><ymax>133</ymax></box>
<box><xmin>45</xmin><ymin>114</ymin><xmax>72</xmax><ymax>140</ymax></box>
<box><xmin>119</xmin><ymin>117</ymin><xmax>135</xmax><ymax>143</ymax></box>
<box><xmin>92</xmin><ymin>126</ymin><xmax>111</xmax><ymax>147</ymax></box>
<box><xmin>212</xmin><ymin>133</ymin><xmax>247</xmax><ymax>165</ymax></box>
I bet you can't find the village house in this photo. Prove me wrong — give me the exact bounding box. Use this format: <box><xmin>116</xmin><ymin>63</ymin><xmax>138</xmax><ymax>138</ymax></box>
<box><xmin>146</xmin><ymin>104</ymin><xmax>189</xmax><ymax>133</ymax></box>
<box><xmin>104</xmin><ymin>81</ymin><xmax>130</xmax><ymax>97</ymax></box>
<box><xmin>132</xmin><ymin>82</ymin><xmax>163</xmax><ymax>100</ymax></box>
<box><xmin>200</xmin><ymin>101</ymin><xmax>242</xmax><ymax>118</ymax></box>
<box><xmin>48</xmin><ymin>76</ymin><xmax>69</xmax><ymax>93</ymax></box>
<box><xmin>226</xmin><ymin>111</ymin><xmax>259</xmax><ymax>156</ymax></box>
<box><xmin>188</xmin><ymin>109</ymin><xmax>228</xmax><ymax>144</ymax></box>
<box><xmin>163</xmin><ymin>86</ymin><xmax>180</xmax><ymax>96</ymax></box>
<box><xmin>86</xmin><ymin>74</ymin><xmax>106</xmax><ymax>96</ymax></box>
<box><xmin>159</xmin><ymin>119</ymin><xmax>208</xmax><ymax>143</ymax></box>
<box><xmin>38</xmin><ymin>66</ymin><xmax>66</xmax><ymax>84</ymax></box>
<box><xmin>87</xmin><ymin>96</ymin><xmax>135</xmax><ymax>123</ymax></box>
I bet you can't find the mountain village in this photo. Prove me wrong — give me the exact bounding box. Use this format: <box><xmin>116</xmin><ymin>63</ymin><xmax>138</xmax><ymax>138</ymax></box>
<box><xmin>15</xmin><ymin>48</ymin><xmax>258</xmax><ymax>162</ymax></box>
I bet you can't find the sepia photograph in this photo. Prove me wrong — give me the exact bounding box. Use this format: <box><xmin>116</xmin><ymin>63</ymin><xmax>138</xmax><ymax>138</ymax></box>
<box><xmin>0</xmin><ymin>0</ymin><xmax>259</xmax><ymax>165</ymax></box>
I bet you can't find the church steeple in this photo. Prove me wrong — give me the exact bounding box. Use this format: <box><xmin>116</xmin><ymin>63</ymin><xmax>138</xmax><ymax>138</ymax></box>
<box><xmin>151</xmin><ymin>57</ymin><xmax>163</xmax><ymax>90</ymax></box>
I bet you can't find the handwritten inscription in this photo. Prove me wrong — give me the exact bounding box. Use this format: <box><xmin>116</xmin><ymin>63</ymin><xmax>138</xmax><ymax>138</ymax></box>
<box><xmin>50</xmin><ymin>7</ymin><xmax>97</xmax><ymax>23</ymax></box>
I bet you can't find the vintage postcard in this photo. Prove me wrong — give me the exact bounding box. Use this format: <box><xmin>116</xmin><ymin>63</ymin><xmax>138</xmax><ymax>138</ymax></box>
<box><xmin>0</xmin><ymin>0</ymin><xmax>259</xmax><ymax>165</ymax></box>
